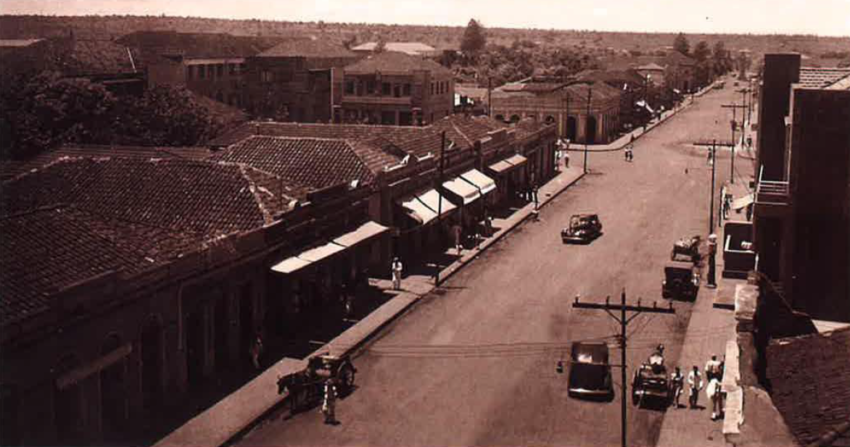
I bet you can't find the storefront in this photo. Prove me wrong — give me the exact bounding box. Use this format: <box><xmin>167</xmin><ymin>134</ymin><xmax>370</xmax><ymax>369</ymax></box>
<box><xmin>487</xmin><ymin>154</ymin><xmax>528</xmax><ymax>205</ymax></box>
<box><xmin>441</xmin><ymin>169</ymin><xmax>498</xmax><ymax>237</ymax></box>
<box><xmin>394</xmin><ymin>188</ymin><xmax>457</xmax><ymax>261</ymax></box>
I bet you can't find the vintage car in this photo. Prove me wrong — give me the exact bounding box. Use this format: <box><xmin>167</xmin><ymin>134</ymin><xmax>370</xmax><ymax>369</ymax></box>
<box><xmin>671</xmin><ymin>235</ymin><xmax>701</xmax><ymax>263</ymax></box>
<box><xmin>568</xmin><ymin>342</ymin><xmax>613</xmax><ymax>400</ymax></box>
<box><xmin>662</xmin><ymin>262</ymin><xmax>700</xmax><ymax>301</ymax></box>
<box><xmin>277</xmin><ymin>353</ymin><xmax>357</xmax><ymax>412</ymax></box>
<box><xmin>561</xmin><ymin>214</ymin><xmax>603</xmax><ymax>244</ymax></box>
<box><xmin>632</xmin><ymin>349</ymin><xmax>671</xmax><ymax>408</ymax></box>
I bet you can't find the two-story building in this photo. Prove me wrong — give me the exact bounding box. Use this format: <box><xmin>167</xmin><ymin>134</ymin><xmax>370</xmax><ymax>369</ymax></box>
<box><xmin>337</xmin><ymin>52</ymin><xmax>454</xmax><ymax>126</ymax></box>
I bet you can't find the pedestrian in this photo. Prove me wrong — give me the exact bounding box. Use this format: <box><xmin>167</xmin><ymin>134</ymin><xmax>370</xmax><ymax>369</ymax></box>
<box><xmin>564</xmin><ymin>149</ymin><xmax>571</xmax><ymax>168</ymax></box>
<box><xmin>453</xmin><ymin>224</ymin><xmax>463</xmax><ymax>255</ymax></box>
<box><xmin>705</xmin><ymin>355</ymin><xmax>723</xmax><ymax>381</ymax></box>
<box><xmin>249</xmin><ymin>330</ymin><xmax>264</xmax><ymax>370</ymax></box>
<box><xmin>391</xmin><ymin>257</ymin><xmax>403</xmax><ymax>291</ymax></box>
<box><xmin>707</xmin><ymin>377</ymin><xmax>723</xmax><ymax>420</ymax></box>
<box><xmin>670</xmin><ymin>366</ymin><xmax>685</xmax><ymax>408</ymax></box>
<box><xmin>687</xmin><ymin>365</ymin><xmax>704</xmax><ymax>409</ymax></box>
<box><xmin>321</xmin><ymin>378</ymin><xmax>338</xmax><ymax>425</ymax></box>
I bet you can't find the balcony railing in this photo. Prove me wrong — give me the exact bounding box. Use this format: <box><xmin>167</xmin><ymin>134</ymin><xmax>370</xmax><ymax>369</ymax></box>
<box><xmin>341</xmin><ymin>95</ymin><xmax>412</xmax><ymax>106</ymax></box>
<box><xmin>755</xmin><ymin>165</ymin><xmax>790</xmax><ymax>206</ymax></box>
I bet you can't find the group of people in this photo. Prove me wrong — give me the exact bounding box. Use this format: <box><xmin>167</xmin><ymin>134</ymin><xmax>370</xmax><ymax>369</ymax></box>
<box><xmin>669</xmin><ymin>354</ymin><xmax>725</xmax><ymax>420</ymax></box>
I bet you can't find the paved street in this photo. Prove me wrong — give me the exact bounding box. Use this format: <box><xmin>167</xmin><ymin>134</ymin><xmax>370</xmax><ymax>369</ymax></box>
<box><xmin>236</xmin><ymin>85</ymin><xmax>744</xmax><ymax>447</ymax></box>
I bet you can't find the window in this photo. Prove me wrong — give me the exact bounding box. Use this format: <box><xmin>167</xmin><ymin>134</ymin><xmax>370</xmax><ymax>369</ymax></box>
<box><xmin>393</xmin><ymin>84</ymin><xmax>401</xmax><ymax>98</ymax></box>
<box><xmin>403</xmin><ymin>83</ymin><xmax>411</xmax><ymax>96</ymax></box>
<box><xmin>216</xmin><ymin>64</ymin><xmax>224</xmax><ymax>78</ymax></box>
<box><xmin>366</xmin><ymin>80</ymin><xmax>375</xmax><ymax>95</ymax></box>
<box><xmin>345</xmin><ymin>80</ymin><xmax>355</xmax><ymax>95</ymax></box>
<box><xmin>382</xmin><ymin>82</ymin><xmax>392</xmax><ymax>96</ymax></box>
<box><xmin>261</xmin><ymin>70</ymin><xmax>272</xmax><ymax>83</ymax></box>
<box><xmin>239</xmin><ymin>63</ymin><xmax>247</xmax><ymax>72</ymax></box>
<box><xmin>228</xmin><ymin>63</ymin><xmax>236</xmax><ymax>75</ymax></box>
<box><xmin>198</xmin><ymin>65</ymin><xmax>206</xmax><ymax>79</ymax></box>
<box><xmin>187</xmin><ymin>65</ymin><xmax>194</xmax><ymax>81</ymax></box>
<box><xmin>431</xmin><ymin>82</ymin><xmax>435</xmax><ymax>96</ymax></box>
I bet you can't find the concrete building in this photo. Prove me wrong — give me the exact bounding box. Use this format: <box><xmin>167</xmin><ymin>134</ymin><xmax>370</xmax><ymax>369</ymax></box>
<box><xmin>753</xmin><ymin>53</ymin><xmax>850</xmax><ymax>323</ymax></box>
<box><xmin>337</xmin><ymin>52</ymin><xmax>454</xmax><ymax>126</ymax></box>
<box><xmin>490</xmin><ymin>79</ymin><xmax>622</xmax><ymax>144</ymax></box>
<box><xmin>244</xmin><ymin>39</ymin><xmax>360</xmax><ymax>122</ymax></box>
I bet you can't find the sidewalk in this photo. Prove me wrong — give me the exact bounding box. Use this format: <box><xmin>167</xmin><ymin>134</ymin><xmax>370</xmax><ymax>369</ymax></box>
<box><xmin>568</xmin><ymin>80</ymin><xmax>718</xmax><ymax>153</ymax></box>
<box><xmin>155</xmin><ymin>166</ymin><xmax>586</xmax><ymax>447</ymax></box>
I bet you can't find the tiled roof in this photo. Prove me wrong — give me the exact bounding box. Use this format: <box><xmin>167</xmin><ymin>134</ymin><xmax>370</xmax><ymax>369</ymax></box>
<box><xmin>799</xmin><ymin>67</ymin><xmax>850</xmax><ymax>89</ymax></box>
<box><xmin>351</xmin><ymin>42</ymin><xmax>437</xmax><ymax>56</ymax></box>
<box><xmin>214</xmin><ymin>136</ymin><xmax>376</xmax><ymax>190</ymax></box>
<box><xmin>256</xmin><ymin>38</ymin><xmax>357</xmax><ymax>59</ymax></box>
<box><xmin>513</xmin><ymin>118</ymin><xmax>554</xmax><ymax>140</ymax></box>
<box><xmin>766</xmin><ymin>326</ymin><xmax>850</xmax><ymax>445</ymax></box>
<box><xmin>116</xmin><ymin>31</ymin><xmax>282</xmax><ymax>67</ymax></box>
<box><xmin>0</xmin><ymin>206</ymin><xmax>150</xmax><ymax>326</ymax></box>
<box><xmin>2</xmin><ymin>156</ymin><xmax>294</xmax><ymax>235</ymax></box>
<box><xmin>431</xmin><ymin>115</ymin><xmax>508</xmax><ymax>149</ymax></box>
<box><xmin>210</xmin><ymin>122</ymin><xmax>445</xmax><ymax>159</ymax></box>
<box><xmin>636</xmin><ymin>62</ymin><xmax>665</xmax><ymax>71</ymax></box>
<box><xmin>344</xmin><ymin>51</ymin><xmax>452</xmax><ymax>76</ymax></box>
<box><xmin>495</xmin><ymin>80</ymin><xmax>622</xmax><ymax>103</ymax></box>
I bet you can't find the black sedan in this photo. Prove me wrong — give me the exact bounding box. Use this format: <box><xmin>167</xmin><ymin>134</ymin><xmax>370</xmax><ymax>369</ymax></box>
<box><xmin>568</xmin><ymin>342</ymin><xmax>614</xmax><ymax>400</ymax></box>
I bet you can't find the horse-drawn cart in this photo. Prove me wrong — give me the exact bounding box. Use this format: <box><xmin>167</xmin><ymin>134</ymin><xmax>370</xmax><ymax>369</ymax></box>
<box><xmin>631</xmin><ymin>349</ymin><xmax>671</xmax><ymax>408</ymax></box>
<box><xmin>277</xmin><ymin>353</ymin><xmax>357</xmax><ymax>412</ymax></box>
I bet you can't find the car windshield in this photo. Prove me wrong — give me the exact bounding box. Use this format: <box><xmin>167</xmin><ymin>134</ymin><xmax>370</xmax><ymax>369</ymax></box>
<box><xmin>570</xmin><ymin>363</ymin><xmax>608</xmax><ymax>389</ymax></box>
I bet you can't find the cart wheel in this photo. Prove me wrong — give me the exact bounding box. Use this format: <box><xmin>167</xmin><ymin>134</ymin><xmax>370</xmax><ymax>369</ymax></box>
<box><xmin>632</xmin><ymin>387</ymin><xmax>640</xmax><ymax>406</ymax></box>
<box><xmin>338</xmin><ymin>362</ymin><xmax>356</xmax><ymax>395</ymax></box>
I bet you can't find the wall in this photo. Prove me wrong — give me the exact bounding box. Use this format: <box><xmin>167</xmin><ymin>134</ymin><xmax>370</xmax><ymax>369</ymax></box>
<box><xmin>756</xmin><ymin>54</ymin><xmax>800</xmax><ymax>181</ymax></box>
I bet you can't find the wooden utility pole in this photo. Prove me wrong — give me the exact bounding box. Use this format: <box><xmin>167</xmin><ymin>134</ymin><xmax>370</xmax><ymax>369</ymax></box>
<box><xmin>585</xmin><ymin>86</ymin><xmax>591</xmax><ymax>173</ymax></box>
<box><xmin>721</xmin><ymin>103</ymin><xmax>747</xmax><ymax>184</ymax></box>
<box><xmin>692</xmin><ymin>140</ymin><xmax>727</xmax><ymax>231</ymax></box>
<box><xmin>573</xmin><ymin>289</ymin><xmax>675</xmax><ymax>447</ymax></box>
<box><xmin>435</xmin><ymin>131</ymin><xmax>446</xmax><ymax>286</ymax></box>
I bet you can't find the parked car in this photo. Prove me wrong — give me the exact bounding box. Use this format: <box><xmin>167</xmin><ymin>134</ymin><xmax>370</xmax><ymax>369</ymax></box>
<box><xmin>662</xmin><ymin>261</ymin><xmax>700</xmax><ymax>301</ymax></box>
<box><xmin>568</xmin><ymin>342</ymin><xmax>614</xmax><ymax>400</ymax></box>
<box><xmin>561</xmin><ymin>214</ymin><xmax>603</xmax><ymax>244</ymax></box>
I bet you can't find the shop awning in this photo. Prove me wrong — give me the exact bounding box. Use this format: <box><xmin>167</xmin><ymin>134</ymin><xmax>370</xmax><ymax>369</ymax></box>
<box><xmin>443</xmin><ymin>177</ymin><xmax>481</xmax><ymax>205</ymax></box>
<box><xmin>417</xmin><ymin>189</ymin><xmax>457</xmax><ymax>217</ymax></box>
<box><xmin>271</xmin><ymin>256</ymin><xmax>313</xmax><ymax>274</ymax></box>
<box><xmin>298</xmin><ymin>242</ymin><xmax>346</xmax><ymax>263</ymax></box>
<box><xmin>333</xmin><ymin>221</ymin><xmax>390</xmax><ymax>247</ymax></box>
<box><xmin>460</xmin><ymin>169</ymin><xmax>497</xmax><ymax>195</ymax></box>
<box><xmin>732</xmin><ymin>194</ymin><xmax>755</xmax><ymax>210</ymax></box>
<box><xmin>488</xmin><ymin>154</ymin><xmax>528</xmax><ymax>174</ymax></box>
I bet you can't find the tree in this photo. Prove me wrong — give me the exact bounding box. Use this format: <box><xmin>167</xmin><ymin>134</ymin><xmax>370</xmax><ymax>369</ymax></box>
<box><xmin>693</xmin><ymin>41</ymin><xmax>711</xmax><ymax>62</ymax></box>
<box><xmin>712</xmin><ymin>41</ymin><xmax>731</xmax><ymax>75</ymax></box>
<box><xmin>461</xmin><ymin>19</ymin><xmax>487</xmax><ymax>57</ymax></box>
<box><xmin>673</xmin><ymin>33</ymin><xmax>690</xmax><ymax>55</ymax></box>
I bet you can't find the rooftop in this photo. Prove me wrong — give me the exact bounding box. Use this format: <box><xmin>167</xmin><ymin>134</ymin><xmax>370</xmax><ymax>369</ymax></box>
<box><xmin>766</xmin><ymin>326</ymin><xmax>850</xmax><ymax>446</ymax></box>
<box><xmin>799</xmin><ymin>67</ymin><xmax>850</xmax><ymax>89</ymax></box>
<box><xmin>0</xmin><ymin>37</ymin><xmax>140</xmax><ymax>77</ymax></box>
<box><xmin>256</xmin><ymin>38</ymin><xmax>357</xmax><ymax>59</ymax></box>
<box><xmin>351</xmin><ymin>42</ymin><xmax>437</xmax><ymax>56</ymax></box>
<box><xmin>344</xmin><ymin>51</ymin><xmax>452</xmax><ymax>76</ymax></box>
<box><xmin>116</xmin><ymin>31</ymin><xmax>282</xmax><ymax>67</ymax></box>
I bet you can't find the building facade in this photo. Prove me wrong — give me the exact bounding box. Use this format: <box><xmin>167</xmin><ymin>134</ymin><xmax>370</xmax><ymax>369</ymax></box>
<box><xmin>337</xmin><ymin>52</ymin><xmax>454</xmax><ymax>126</ymax></box>
<box><xmin>490</xmin><ymin>80</ymin><xmax>622</xmax><ymax>144</ymax></box>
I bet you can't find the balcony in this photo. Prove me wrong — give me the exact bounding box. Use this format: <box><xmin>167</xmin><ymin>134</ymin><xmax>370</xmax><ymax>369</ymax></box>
<box><xmin>341</xmin><ymin>94</ymin><xmax>412</xmax><ymax>106</ymax></box>
<box><xmin>755</xmin><ymin>165</ymin><xmax>790</xmax><ymax>215</ymax></box>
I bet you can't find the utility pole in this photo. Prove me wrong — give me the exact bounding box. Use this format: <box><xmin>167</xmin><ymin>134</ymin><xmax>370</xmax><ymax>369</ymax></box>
<box><xmin>435</xmin><ymin>131</ymin><xmax>446</xmax><ymax>286</ymax></box>
<box><xmin>573</xmin><ymin>289</ymin><xmax>675</xmax><ymax>447</ymax></box>
<box><xmin>488</xmin><ymin>78</ymin><xmax>492</xmax><ymax>118</ymax></box>
<box><xmin>721</xmin><ymin>103</ymin><xmax>747</xmax><ymax>184</ymax></box>
<box><xmin>584</xmin><ymin>86</ymin><xmax>591</xmax><ymax>173</ymax></box>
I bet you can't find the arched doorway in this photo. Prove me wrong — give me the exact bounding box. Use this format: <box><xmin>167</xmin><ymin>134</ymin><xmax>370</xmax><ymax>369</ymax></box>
<box><xmin>100</xmin><ymin>334</ymin><xmax>127</xmax><ymax>441</ymax></box>
<box><xmin>545</xmin><ymin>115</ymin><xmax>556</xmax><ymax>124</ymax></box>
<box><xmin>494</xmin><ymin>114</ymin><xmax>505</xmax><ymax>122</ymax></box>
<box><xmin>566</xmin><ymin>116</ymin><xmax>577</xmax><ymax>141</ymax></box>
<box><xmin>586</xmin><ymin>116</ymin><xmax>598</xmax><ymax>144</ymax></box>
<box><xmin>185</xmin><ymin>307</ymin><xmax>205</xmax><ymax>389</ymax></box>
<box><xmin>54</xmin><ymin>355</ymin><xmax>85</xmax><ymax>445</ymax></box>
<box><xmin>509</xmin><ymin>115</ymin><xmax>521</xmax><ymax>123</ymax></box>
<box><xmin>140</xmin><ymin>316</ymin><xmax>163</xmax><ymax>410</ymax></box>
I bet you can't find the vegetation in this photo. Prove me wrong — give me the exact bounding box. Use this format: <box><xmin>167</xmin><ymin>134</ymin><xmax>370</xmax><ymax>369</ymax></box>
<box><xmin>460</xmin><ymin>19</ymin><xmax>487</xmax><ymax>57</ymax></box>
<box><xmin>673</xmin><ymin>33</ymin><xmax>690</xmax><ymax>55</ymax></box>
<box><xmin>0</xmin><ymin>73</ymin><xmax>226</xmax><ymax>160</ymax></box>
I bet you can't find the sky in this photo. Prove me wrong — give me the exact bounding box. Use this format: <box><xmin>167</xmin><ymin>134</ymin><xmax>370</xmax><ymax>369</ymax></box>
<box><xmin>2</xmin><ymin>0</ymin><xmax>849</xmax><ymax>37</ymax></box>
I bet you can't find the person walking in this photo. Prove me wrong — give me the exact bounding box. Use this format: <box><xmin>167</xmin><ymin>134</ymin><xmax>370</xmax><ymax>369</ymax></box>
<box><xmin>707</xmin><ymin>376</ymin><xmax>723</xmax><ymax>420</ymax></box>
<box><xmin>452</xmin><ymin>224</ymin><xmax>463</xmax><ymax>256</ymax></box>
<box><xmin>391</xmin><ymin>257</ymin><xmax>403</xmax><ymax>291</ymax></box>
<box><xmin>321</xmin><ymin>378</ymin><xmax>338</xmax><ymax>425</ymax></box>
<box><xmin>705</xmin><ymin>355</ymin><xmax>723</xmax><ymax>381</ymax></box>
<box><xmin>670</xmin><ymin>366</ymin><xmax>685</xmax><ymax>408</ymax></box>
<box><xmin>687</xmin><ymin>365</ymin><xmax>704</xmax><ymax>409</ymax></box>
<box><xmin>564</xmin><ymin>144</ymin><xmax>571</xmax><ymax>168</ymax></box>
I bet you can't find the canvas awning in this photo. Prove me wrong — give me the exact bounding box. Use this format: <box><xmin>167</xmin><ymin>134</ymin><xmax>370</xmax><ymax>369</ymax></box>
<box><xmin>298</xmin><ymin>242</ymin><xmax>346</xmax><ymax>263</ymax></box>
<box><xmin>443</xmin><ymin>177</ymin><xmax>481</xmax><ymax>205</ymax></box>
<box><xmin>488</xmin><ymin>154</ymin><xmax>528</xmax><ymax>174</ymax></box>
<box><xmin>333</xmin><ymin>221</ymin><xmax>389</xmax><ymax>247</ymax></box>
<box><xmin>397</xmin><ymin>188</ymin><xmax>456</xmax><ymax>225</ymax></box>
<box><xmin>460</xmin><ymin>169</ymin><xmax>496</xmax><ymax>195</ymax></box>
<box><xmin>271</xmin><ymin>256</ymin><xmax>312</xmax><ymax>274</ymax></box>
<box><xmin>732</xmin><ymin>194</ymin><xmax>755</xmax><ymax>210</ymax></box>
